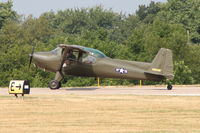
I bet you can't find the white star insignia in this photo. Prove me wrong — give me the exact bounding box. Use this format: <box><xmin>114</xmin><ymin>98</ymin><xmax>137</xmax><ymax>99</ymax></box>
<box><xmin>115</xmin><ymin>68</ymin><xmax>128</xmax><ymax>74</ymax></box>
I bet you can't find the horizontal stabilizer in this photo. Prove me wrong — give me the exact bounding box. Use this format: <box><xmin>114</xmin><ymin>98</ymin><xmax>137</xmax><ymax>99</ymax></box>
<box><xmin>145</xmin><ymin>70</ymin><xmax>174</xmax><ymax>80</ymax></box>
<box><xmin>144</xmin><ymin>71</ymin><xmax>164</xmax><ymax>76</ymax></box>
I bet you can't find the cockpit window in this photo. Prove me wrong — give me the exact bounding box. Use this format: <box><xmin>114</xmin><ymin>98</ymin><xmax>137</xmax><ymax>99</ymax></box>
<box><xmin>51</xmin><ymin>47</ymin><xmax>62</xmax><ymax>55</ymax></box>
<box><xmin>83</xmin><ymin>47</ymin><xmax>106</xmax><ymax>58</ymax></box>
<box><xmin>81</xmin><ymin>53</ymin><xmax>96</xmax><ymax>64</ymax></box>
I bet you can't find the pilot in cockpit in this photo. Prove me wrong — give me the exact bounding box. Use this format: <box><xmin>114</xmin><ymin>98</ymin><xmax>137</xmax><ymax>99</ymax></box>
<box><xmin>67</xmin><ymin>50</ymin><xmax>76</xmax><ymax>61</ymax></box>
<box><xmin>63</xmin><ymin>50</ymin><xmax>76</xmax><ymax>67</ymax></box>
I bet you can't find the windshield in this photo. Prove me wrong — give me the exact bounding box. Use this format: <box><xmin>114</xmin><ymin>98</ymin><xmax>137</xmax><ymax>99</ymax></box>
<box><xmin>51</xmin><ymin>47</ymin><xmax>62</xmax><ymax>55</ymax></box>
<box><xmin>83</xmin><ymin>47</ymin><xmax>106</xmax><ymax>58</ymax></box>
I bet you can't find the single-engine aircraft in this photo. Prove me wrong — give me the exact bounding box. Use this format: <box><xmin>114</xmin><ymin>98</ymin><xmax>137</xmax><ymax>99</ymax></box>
<box><xmin>29</xmin><ymin>44</ymin><xmax>174</xmax><ymax>90</ymax></box>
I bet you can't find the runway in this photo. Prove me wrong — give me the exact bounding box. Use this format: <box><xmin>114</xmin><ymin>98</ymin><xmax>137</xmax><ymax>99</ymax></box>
<box><xmin>1</xmin><ymin>85</ymin><xmax>200</xmax><ymax>96</ymax></box>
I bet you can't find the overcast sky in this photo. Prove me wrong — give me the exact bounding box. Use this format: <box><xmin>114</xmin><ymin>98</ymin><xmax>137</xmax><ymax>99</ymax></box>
<box><xmin>1</xmin><ymin>0</ymin><xmax>167</xmax><ymax>17</ymax></box>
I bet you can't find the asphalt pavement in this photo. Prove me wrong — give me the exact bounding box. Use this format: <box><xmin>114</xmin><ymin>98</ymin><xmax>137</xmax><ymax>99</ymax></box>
<box><xmin>1</xmin><ymin>85</ymin><xmax>200</xmax><ymax>96</ymax></box>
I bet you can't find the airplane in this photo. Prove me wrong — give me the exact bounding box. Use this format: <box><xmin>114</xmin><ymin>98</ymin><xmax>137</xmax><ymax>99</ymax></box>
<box><xmin>29</xmin><ymin>44</ymin><xmax>174</xmax><ymax>90</ymax></box>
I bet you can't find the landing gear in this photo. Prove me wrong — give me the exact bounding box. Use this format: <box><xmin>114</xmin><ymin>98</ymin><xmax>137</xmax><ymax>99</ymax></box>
<box><xmin>167</xmin><ymin>84</ymin><xmax>173</xmax><ymax>90</ymax></box>
<box><xmin>49</xmin><ymin>71</ymin><xmax>63</xmax><ymax>90</ymax></box>
<box><xmin>166</xmin><ymin>80</ymin><xmax>173</xmax><ymax>90</ymax></box>
<box><xmin>49</xmin><ymin>80</ymin><xmax>61</xmax><ymax>90</ymax></box>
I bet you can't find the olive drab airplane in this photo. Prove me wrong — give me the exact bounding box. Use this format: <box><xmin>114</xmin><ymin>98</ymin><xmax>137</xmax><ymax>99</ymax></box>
<box><xmin>29</xmin><ymin>44</ymin><xmax>174</xmax><ymax>90</ymax></box>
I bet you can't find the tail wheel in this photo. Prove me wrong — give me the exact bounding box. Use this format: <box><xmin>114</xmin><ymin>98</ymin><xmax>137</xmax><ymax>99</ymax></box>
<box><xmin>167</xmin><ymin>84</ymin><xmax>173</xmax><ymax>90</ymax></box>
<box><xmin>49</xmin><ymin>80</ymin><xmax>61</xmax><ymax>90</ymax></box>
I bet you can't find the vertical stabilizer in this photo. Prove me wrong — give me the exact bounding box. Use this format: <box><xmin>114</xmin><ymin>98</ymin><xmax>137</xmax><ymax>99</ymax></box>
<box><xmin>150</xmin><ymin>48</ymin><xmax>174</xmax><ymax>80</ymax></box>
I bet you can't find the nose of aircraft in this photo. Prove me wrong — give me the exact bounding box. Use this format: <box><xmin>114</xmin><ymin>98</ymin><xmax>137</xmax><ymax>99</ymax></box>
<box><xmin>29</xmin><ymin>52</ymin><xmax>50</xmax><ymax>69</ymax></box>
<box><xmin>29</xmin><ymin>49</ymin><xmax>61</xmax><ymax>72</ymax></box>
<box><xmin>32</xmin><ymin>52</ymin><xmax>43</xmax><ymax>62</ymax></box>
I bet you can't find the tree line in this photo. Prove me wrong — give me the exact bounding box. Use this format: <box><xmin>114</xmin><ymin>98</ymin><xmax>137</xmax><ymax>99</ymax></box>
<box><xmin>0</xmin><ymin>0</ymin><xmax>199</xmax><ymax>87</ymax></box>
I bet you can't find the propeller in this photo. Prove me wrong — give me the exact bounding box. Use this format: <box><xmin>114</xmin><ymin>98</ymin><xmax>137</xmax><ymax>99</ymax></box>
<box><xmin>28</xmin><ymin>45</ymin><xmax>35</xmax><ymax>69</ymax></box>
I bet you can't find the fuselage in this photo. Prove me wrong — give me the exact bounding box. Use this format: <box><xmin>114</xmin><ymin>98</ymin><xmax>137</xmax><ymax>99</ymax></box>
<box><xmin>32</xmin><ymin>46</ymin><xmax>165</xmax><ymax>82</ymax></box>
<box><xmin>62</xmin><ymin>57</ymin><xmax>164</xmax><ymax>81</ymax></box>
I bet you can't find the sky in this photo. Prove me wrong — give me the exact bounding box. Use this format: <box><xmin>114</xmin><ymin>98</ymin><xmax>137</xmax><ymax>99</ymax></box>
<box><xmin>1</xmin><ymin>0</ymin><xmax>167</xmax><ymax>17</ymax></box>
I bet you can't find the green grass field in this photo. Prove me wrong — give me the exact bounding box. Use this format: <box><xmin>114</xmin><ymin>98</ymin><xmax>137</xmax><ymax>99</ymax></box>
<box><xmin>0</xmin><ymin>95</ymin><xmax>200</xmax><ymax>133</ymax></box>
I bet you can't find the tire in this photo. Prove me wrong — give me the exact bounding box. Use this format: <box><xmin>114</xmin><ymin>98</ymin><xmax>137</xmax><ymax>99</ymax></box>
<box><xmin>167</xmin><ymin>84</ymin><xmax>173</xmax><ymax>90</ymax></box>
<box><xmin>49</xmin><ymin>80</ymin><xmax>61</xmax><ymax>90</ymax></box>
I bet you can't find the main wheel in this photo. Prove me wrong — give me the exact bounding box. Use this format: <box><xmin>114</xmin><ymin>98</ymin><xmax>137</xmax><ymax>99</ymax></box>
<box><xmin>167</xmin><ymin>84</ymin><xmax>173</xmax><ymax>90</ymax></box>
<box><xmin>49</xmin><ymin>80</ymin><xmax>61</xmax><ymax>90</ymax></box>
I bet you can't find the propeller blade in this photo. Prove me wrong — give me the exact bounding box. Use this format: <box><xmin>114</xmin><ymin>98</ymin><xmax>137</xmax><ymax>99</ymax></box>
<box><xmin>28</xmin><ymin>45</ymin><xmax>35</xmax><ymax>69</ymax></box>
<box><xmin>28</xmin><ymin>55</ymin><xmax>33</xmax><ymax>69</ymax></box>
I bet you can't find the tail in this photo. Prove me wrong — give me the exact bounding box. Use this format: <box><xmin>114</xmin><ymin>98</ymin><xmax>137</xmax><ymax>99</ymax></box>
<box><xmin>148</xmin><ymin>48</ymin><xmax>174</xmax><ymax>80</ymax></box>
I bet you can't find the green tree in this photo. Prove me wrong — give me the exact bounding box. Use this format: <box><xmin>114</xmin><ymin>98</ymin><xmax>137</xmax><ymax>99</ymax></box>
<box><xmin>173</xmin><ymin>61</ymin><xmax>194</xmax><ymax>84</ymax></box>
<box><xmin>158</xmin><ymin>0</ymin><xmax>200</xmax><ymax>43</ymax></box>
<box><xmin>0</xmin><ymin>1</ymin><xmax>200</xmax><ymax>87</ymax></box>
<box><xmin>0</xmin><ymin>0</ymin><xmax>16</xmax><ymax>28</ymax></box>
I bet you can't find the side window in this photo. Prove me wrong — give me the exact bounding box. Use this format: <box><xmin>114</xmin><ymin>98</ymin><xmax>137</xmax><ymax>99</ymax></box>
<box><xmin>82</xmin><ymin>53</ymin><xmax>96</xmax><ymax>64</ymax></box>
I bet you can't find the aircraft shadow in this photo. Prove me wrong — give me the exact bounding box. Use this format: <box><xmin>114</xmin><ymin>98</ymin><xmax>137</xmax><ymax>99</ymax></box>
<box><xmin>150</xmin><ymin>88</ymin><xmax>169</xmax><ymax>90</ymax></box>
<box><xmin>136</xmin><ymin>88</ymin><xmax>167</xmax><ymax>90</ymax></box>
<box><xmin>65</xmin><ymin>87</ymin><xmax>99</xmax><ymax>91</ymax></box>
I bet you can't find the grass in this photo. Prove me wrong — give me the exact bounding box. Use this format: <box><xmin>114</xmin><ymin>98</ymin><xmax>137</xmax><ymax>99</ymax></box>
<box><xmin>0</xmin><ymin>95</ymin><xmax>200</xmax><ymax>133</ymax></box>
